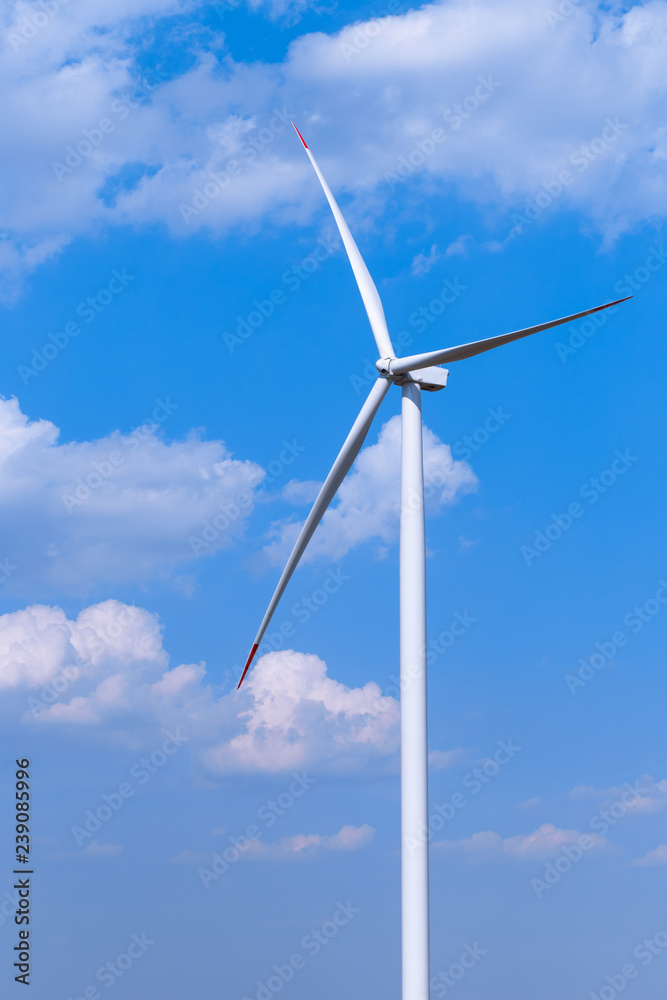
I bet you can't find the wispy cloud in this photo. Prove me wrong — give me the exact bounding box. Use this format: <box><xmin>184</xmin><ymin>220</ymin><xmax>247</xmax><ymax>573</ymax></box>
<box><xmin>570</xmin><ymin>777</ymin><xmax>667</xmax><ymax>815</ymax></box>
<box><xmin>632</xmin><ymin>844</ymin><xmax>667</xmax><ymax>868</ymax></box>
<box><xmin>428</xmin><ymin>748</ymin><xmax>470</xmax><ymax>770</ymax></box>
<box><xmin>445</xmin><ymin>235</ymin><xmax>473</xmax><ymax>257</ymax></box>
<box><xmin>170</xmin><ymin>824</ymin><xmax>375</xmax><ymax>864</ymax></box>
<box><xmin>433</xmin><ymin>824</ymin><xmax>609</xmax><ymax>862</ymax></box>
<box><xmin>411</xmin><ymin>244</ymin><xmax>441</xmax><ymax>277</ymax></box>
<box><xmin>241</xmin><ymin>823</ymin><xmax>376</xmax><ymax>859</ymax></box>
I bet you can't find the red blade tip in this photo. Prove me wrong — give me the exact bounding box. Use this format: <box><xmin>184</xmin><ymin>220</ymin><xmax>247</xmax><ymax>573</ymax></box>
<box><xmin>237</xmin><ymin>643</ymin><xmax>259</xmax><ymax>689</ymax></box>
<box><xmin>291</xmin><ymin>121</ymin><xmax>308</xmax><ymax>149</ymax></box>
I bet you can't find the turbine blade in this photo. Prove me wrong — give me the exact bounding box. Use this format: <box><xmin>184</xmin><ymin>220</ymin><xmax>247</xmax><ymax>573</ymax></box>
<box><xmin>238</xmin><ymin>376</ymin><xmax>391</xmax><ymax>688</ymax></box>
<box><xmin>292</xmin><ymin>122</ymin><xmax>394</xmax><ymax>360</ymax></box>
<box><xmin>389</xmin><ymin>296</ymin><xmax>632</xmax><ymax>376</ymax></box>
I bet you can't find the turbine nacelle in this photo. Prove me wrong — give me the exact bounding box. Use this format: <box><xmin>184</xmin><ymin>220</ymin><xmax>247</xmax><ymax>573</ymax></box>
<box><xmin>376</xmin><ymin>359</ymin><xmax>449</xmax><ymax>392</ymax></box>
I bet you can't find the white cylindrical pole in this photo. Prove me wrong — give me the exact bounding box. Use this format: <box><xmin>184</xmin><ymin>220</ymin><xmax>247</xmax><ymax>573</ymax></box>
<box><xmin>400</xmin><ymin>382</ymin><xmax>430</xmax><ymax>1000</ymax></box>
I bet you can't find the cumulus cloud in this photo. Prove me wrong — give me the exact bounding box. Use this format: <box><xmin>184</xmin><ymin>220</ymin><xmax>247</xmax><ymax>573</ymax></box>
<box><xmin>433</xmin><ymin>823</ymin><xmax>608</xmax><ymax>861</ymax></box>
<box><xmin>0</xmin><ymin>396</ymin><xmax>264</xmax><ymax>593</ymax></box>
<box><xmin>2</xmin><ymin>0</ymin><xmax>667</xmax><ymax>292</ymax></box>
<box><xmin>0</xmin><ymin>397</ymin><xmax>477</xmax><ymax>593</ymax></box>
<box><xmin>206</xmin><ymin>649</ymin><xmax>400</xmax><ymax>773</ymax></box>
<box><xmin>0</xmin><ymin>599</ymin><xmax>401</xmax><ymax>772</ymax></box>
<box><xmin>632</xmin><ymin>844</ymin><xmax>667</xmax><ymax>867</ymax></box>
<box><xmin>261</xmin><ymin>415</ymin><xmax>477</xmax><ymax>566</ymax></box>
<box><xmin>0</xmin><ymin>599</ymin><xmax>164</xmax><ymax>693</ymax></box>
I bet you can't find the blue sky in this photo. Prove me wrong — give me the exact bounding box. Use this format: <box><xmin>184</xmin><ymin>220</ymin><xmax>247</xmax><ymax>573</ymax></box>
<box><xmin>1</xmin><ymin>1</ymin><xmax>666</xmax><ymax>998</ymax></box>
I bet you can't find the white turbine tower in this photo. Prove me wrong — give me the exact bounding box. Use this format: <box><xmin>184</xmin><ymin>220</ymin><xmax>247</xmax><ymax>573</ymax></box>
<box><xmin>238</xmin><ymin>123</ymin><xmax>631</xmax><ymax>1000</ymax></box>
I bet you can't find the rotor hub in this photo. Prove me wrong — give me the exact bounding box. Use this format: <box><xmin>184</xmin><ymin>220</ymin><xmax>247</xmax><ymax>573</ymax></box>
<box><xmin>376</xmin><ymin>358</ymin><xmax>449</xmax><ymax>392</ymax></box>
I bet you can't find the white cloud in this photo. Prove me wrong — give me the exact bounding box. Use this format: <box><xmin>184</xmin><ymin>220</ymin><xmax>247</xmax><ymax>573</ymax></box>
<box><xmin>570</xmin><ymin>776</ymin><xmax>667</xmax><ymax>814</ymax></box>
<box><xmin>0</xmin><ymin>397</ymin><xmax>476</xmax><ymax>593</ymax></box>
<box><xmin>2</xmin><ymin>0</ymin><xmax>667</xmax><ymax>292</ymax></box>
<box><xmin>0</xmin><ymin>599</ymin><xmax>401</xmax><ymax>772</ymax></box>
<box><xmin>169</xmin><ymin>823</ymin><xmax>375</xmax><ymax>864</ymax></box>
<box><xmin>433</xmin><ymin>823</ymin><xmax>608</xmax><ymax>861</ymax></box>
<box><xmin>632</xmin><ymin>844</ymin><xmax>667</xmax><ymax>867</ymax></box>
<box><xmin>445</xmin><ymin>235</ymin><xmax>473</xmax><ymax>257</ymax></box>
<box><xmin>428</xmin><ymin>748</ymin><xmax>470</xmax><ymax>770</ymax></box>
<box><xmin>240</xmin><ymin>823</ymin><xmax>375</xmax><ymax>859</ymax></box>
<box><xmin>261</xmin><ymin>415</ymin><xmax>477</xmax><ymax>566</ymax></box>
<box><xmin>281</xmin><ymin>479</ymin><xmax>322</xmax><ymax>504</ymax></box>
<box><xmin>411</xmin><ymin>244</ymin><xmax>441</xmax><ymax>277</ymax></box>
<box><xmin>207</xmin><ymin>649</ymin><xmax>400</xmax><ymax>773</ymax></box>
<box><xmin>170</xmin><ymin>848</ymin><xmax>210</xmax><ymax>865</ymax></box>
<box><xmin>0</xmin><ymin>599</ymin><xmax>164</xmax><ymax>692</ymax></box>
<box><xmin>83</xmin><ymin>840</ymin><xmax>122</xmax><ymax>858</ymax></box>
<box><xmin>246</xmin><ymin>0</ymin><xmax>324</xmax><ymax>23</ymax></box>
<box><xmin>0</xmin><ymin>396</ymin><xmax>264</xmax><ymax>593</ymax></box>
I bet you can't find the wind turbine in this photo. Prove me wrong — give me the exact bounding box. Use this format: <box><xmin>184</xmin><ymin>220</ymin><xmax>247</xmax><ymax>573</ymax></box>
<box><xmin>237</xmin><ymin>123</ymin><xmax>631</xmax><ymax>1000</ymax></box>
